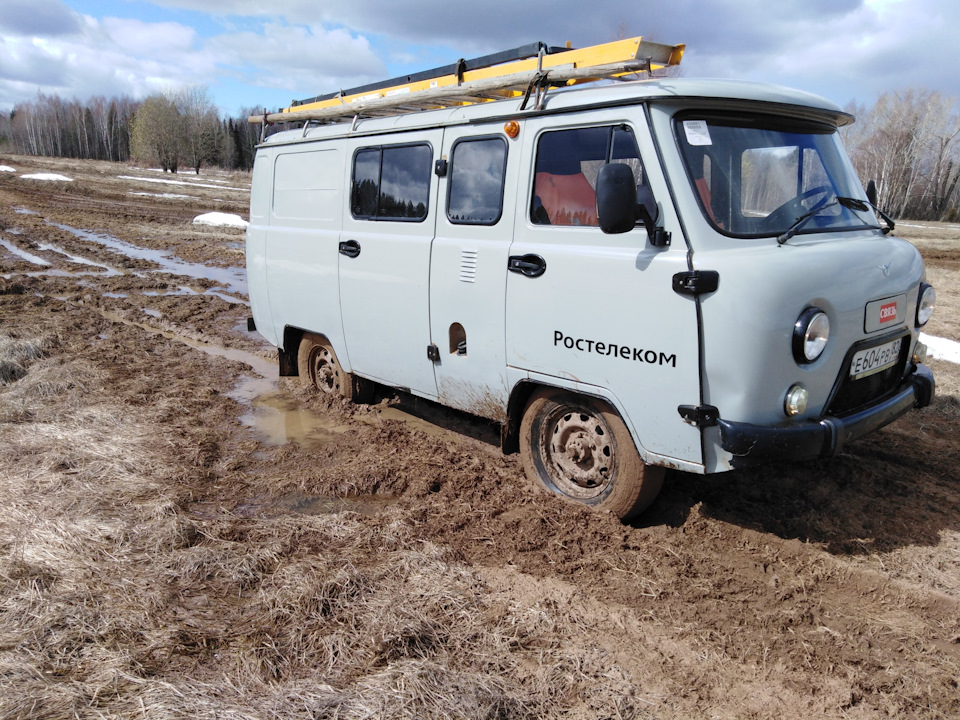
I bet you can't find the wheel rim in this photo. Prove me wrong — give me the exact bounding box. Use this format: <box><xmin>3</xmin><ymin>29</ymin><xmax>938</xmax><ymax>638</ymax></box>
<box><xmin>310</xmin><ymin>347</ymin><xmax>339</xmax><ymax>394</ymax></box>
<box><xmin>539</xmin><ymin>406</ymin><xmax>615</xmax><ymax>500</ymax></box>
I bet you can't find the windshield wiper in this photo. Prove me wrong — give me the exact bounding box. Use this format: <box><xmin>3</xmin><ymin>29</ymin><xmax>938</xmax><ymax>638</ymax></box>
<box><xmin>777</xmin><ymin>196</ymin><xmax>870</xmax><ymax>245</ymax></box>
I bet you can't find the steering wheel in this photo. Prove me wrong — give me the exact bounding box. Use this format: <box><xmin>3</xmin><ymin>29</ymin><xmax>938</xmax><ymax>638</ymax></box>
<box><xmin>765</xmin><ymin>184</ymin><xmax>833</xmax><ymax>228</ymax></box>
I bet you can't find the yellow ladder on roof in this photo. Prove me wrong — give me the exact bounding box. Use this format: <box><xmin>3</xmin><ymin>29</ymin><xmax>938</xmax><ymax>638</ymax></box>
<box><xmin>250</xmin><ymin>36</ymin><xmax>683</xmax><ymax>126</ymax></box>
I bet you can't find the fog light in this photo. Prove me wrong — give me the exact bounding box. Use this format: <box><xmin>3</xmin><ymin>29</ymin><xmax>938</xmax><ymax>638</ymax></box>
<box><xmin>784</xmin><ymin>384</ymin><xmax>808</xmax><ymax>417</ymax></box>
<box><xmin>913</xmin><ymin>341</ymin><xmax>928</xmax><ymax>365</ymax></box>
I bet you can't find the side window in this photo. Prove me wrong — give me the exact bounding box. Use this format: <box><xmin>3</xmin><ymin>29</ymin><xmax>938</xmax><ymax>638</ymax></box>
<box><xmin>447</xmin><ymin>137</ymin><xmax>507</xmax><ymax>225</ymax></box>
<box><xmin>351</xmin><ymin>143</ymin><xmax>432</xmax><ymax>221</ymax></box>
<box><xmin>741</xmin><ymin>146</ymin><xmax>799</xmax><ymax>217</ymax></box>
<box><xmin>531</xmin><ymin>125</ymin><xmax>644</xmax><ymax>227</ymax></box>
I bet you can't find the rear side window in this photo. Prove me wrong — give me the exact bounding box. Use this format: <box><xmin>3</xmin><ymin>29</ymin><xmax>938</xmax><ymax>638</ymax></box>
<box><xmin>351</xmin><ymin>143</ymin><xmax>432</xmax><ymax>221</ymax></box>
<box><xmin>447</xmin><ymin>137</ymin><xmax>507</xmax><ymax>225</ymax></box>
<box><xmin>531</xmin><ymin>125</ymin><xmax>644</xmax><ymax>227</ymax></box>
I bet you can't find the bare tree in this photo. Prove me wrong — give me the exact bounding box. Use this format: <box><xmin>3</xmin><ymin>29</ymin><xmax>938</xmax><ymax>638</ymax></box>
<box><xmin>177</xmin><ymin>85</ymin><xmax>222</xmax><ymax>174</ymax></box>
<box><xmin>130</xmin><ymin>92</ymin><xmax>183</xmax><ymax>172</ymax></box>
<box><xmin>845</xmin><ymin>89</ymin><xmax>960</xmax><ymax>220</ymax></box>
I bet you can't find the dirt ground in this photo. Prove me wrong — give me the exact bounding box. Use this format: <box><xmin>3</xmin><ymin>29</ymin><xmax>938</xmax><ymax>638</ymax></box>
<box><xmin>1</xmin><ymin>154</ymin><xmax>959</xmax><ymax>719</ymax></box>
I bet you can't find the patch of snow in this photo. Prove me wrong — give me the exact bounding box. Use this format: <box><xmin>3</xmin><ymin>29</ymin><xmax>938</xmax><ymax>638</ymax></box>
<box><xmin>21</xmin><ymin>173</ymin><xmax>73</xmax><ymax>182</ymax></box>
<box><xmin>129</xmin><ymin>191</ymin><xmax>193</xmax><ymax>200</ymax></box>
<box><xmin>193</xmin><ymin>212</ymin><xmax>248</xmax><ymax>228</ymax></box>
<box><xmin>118</xmin><ymin>175</ymin><xmax>248</xmax><ymax>192</ymax></box>
<box><xmin>920</xmin><ymin>333</ymin><xmax>960</xmax><ymax>364</ymax></box>
<box><xmin>0</xmin><ymin>165</ymin><xmax>15</xmax><ymax>172</ymax></box>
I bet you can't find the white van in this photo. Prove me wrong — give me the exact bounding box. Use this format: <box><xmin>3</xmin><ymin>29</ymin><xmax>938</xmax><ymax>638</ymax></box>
<box><xmin>245</xmin><ymin>45</ymin><xmax>935</xmax><ymax>519</ymax></box>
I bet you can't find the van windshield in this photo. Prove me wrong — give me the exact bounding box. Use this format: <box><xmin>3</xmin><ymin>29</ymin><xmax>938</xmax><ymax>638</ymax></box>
<box><xmin>675</xmin><ymin>113</ymin><xmax>877</xmax><ymax>239</ymax></box>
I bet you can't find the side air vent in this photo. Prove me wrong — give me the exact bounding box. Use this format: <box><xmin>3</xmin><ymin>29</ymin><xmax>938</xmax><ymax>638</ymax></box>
<box><xmin>460</xmin><ymin>249</ymin><xmax>478</xmax><ymax>283</ymax></box>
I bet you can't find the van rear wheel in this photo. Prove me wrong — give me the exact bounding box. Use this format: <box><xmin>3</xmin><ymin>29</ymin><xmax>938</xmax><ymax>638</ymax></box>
<box><xmin>297</xmin><ymin>333</ymin><xmax>373</xmax><ymax>403</ymax></box>
<box><xmin>519</xmin><ymin>388</ymin><xmax>663</xmax><ymax>521</ymax></box>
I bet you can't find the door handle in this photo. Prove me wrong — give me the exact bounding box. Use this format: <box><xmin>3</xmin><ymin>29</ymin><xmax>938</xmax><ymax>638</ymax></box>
<box><xmin>339</xmin><ymin>240</ymin><xmax>361</xmax><ymax>258</ymax></box>
<box><xmin>508</xmin><ymin>254</ymin><xmax>546</xmax><ymax>278</ymax></box>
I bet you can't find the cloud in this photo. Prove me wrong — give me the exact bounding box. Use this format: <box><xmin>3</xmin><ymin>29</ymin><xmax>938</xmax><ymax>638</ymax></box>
<box><xmin>207</xmin><ymin>22</ymin><xmax>384</xmax><ymax>95</ymax></box>
<box><xmin>0</xmin><ymin>0</ymin><xmax>82</xmax><ymax>37</ymax></box>
<box><xmin>1</xmin><ymin>0</ymin><xmax>958</xmax><ymax>117</ymax></box>
<box><xmin>0</xmin><ymin>14</ymin><xmax>212</xmax><ymax>106</ymax></box>
<box><xmin>100</xmin><ymin>17</ymin><xmax>198</xmax><ymax>58</ymax></box>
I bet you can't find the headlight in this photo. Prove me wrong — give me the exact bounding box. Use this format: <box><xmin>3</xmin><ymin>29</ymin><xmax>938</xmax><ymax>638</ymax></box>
<box><xmin>916</xmin><ymin>284</ymin><xmax>935</xmax><ymax>327</ymax></box>
<box><xmin>793</xmin><ymin>307</ymin><xmax>830</xmax><ymax>364</ymax></box>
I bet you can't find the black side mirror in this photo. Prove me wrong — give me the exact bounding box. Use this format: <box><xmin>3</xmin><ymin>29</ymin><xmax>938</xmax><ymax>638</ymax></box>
<box><xmin>596</xmin><ymin>163</ymin><xmax>670</xmax><ymax>246</ymax></box>
<box><xmin>596</xmin><ymin>163</ymin><xmax>638</xmax><ymax>234</ymax></box>
<box><xmin>866</xmin><ymin>179</ymin><xmax>878</xmax><ymax>206</ymax></box>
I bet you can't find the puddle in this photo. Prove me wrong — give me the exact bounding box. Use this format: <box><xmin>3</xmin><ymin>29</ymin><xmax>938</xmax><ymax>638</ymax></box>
<box><xmin>238</xmin><ymin>392</ymin><xmax>352</xmax><ymax>449</ymax></box>
<box><xmin>48</xmin><ymin>221</ymin><xmax>247</xmax><ymax>294</ymax></box>
<box><xmin>0</xmin><ymin>237</ymin><xmax>50</xmax><ymax>266</ymax></box>
<box><xmin>231</xmin><ymin>491</ymin><xmax>395</xmax><ymax>518</ymax></box>
<box><xmin>97</xmin><ymin>309</ymin><xmax>276</xmax><ymax>379</ymax></box>
<box><xmin>142</xmin><ymin>308</ymin><xmax>162</xmax><ymax>318</ymax></box>
<box><xmin>13</xmin><ymin>207</ymin><xmax>37</xmax><ymax>215</ymax></box>
<box><xmin>36</xmin><ymin>242</ymin><xmax>121</xmax><ymax>275</ymax></box>
<box><xmin>141</xmin><ymin>286</ymin><xmax>248</xmax><ymax>305</ymax></box>
<box><xmin>3</xmin><ymin>269</ymin><xmax>85</xmax><ymax>280</ymax></box>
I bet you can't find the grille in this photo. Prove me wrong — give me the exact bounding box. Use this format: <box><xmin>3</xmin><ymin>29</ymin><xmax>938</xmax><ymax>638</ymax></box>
<box><xmin>827</xmin><ymin>339</ymin><xmax>909</xmax><ymax>417</ymax></box>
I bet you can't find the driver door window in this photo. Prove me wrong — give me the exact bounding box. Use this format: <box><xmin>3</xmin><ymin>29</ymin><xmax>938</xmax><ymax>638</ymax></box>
<box><xmin>531</xmin><ymin>125</ymin><xmax>646</xmax><ymax>227</ymax></box>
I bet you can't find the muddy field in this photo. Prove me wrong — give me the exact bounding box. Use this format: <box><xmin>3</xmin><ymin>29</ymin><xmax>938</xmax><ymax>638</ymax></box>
<box><xmin>1</xmin><ymin>154</ymin><xmax>959</xmax><ymax>719</ymax></box>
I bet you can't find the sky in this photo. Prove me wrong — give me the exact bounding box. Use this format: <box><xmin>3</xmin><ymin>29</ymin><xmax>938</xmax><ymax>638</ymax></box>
<box><xmin>1</xmin><ymin>0</ymin><xmax>958</xmax><ymax>118</ymax></box>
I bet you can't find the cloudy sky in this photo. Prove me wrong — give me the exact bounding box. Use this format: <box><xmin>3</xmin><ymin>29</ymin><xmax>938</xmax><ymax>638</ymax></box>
<box><xmin>1</xmin><ymin>0</ymin><xmax>957</xmax><ymax>117</ymax></box>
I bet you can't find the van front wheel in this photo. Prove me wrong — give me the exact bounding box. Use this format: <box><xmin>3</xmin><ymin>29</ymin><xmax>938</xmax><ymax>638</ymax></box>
<box><xmin>297</xmin><ymin>333</ymin><xmax>374</xmax><ymax>403</ymax></box>
<box><xmin>519</xmin><ymin>388</ymin><xmax>663</xmax><ymax>520</ymax></box>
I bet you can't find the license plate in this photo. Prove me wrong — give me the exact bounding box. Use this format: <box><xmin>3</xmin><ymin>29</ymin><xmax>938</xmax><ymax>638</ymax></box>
<box><xmin>849</xmin><ymin>338</ymin><xmax>903</xmax><ymax>379</ymax></box>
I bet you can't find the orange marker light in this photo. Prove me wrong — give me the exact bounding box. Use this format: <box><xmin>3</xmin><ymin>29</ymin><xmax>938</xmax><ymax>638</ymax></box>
<box><xmin>504</xmin><ymin>121</ymin><xmax>520</xmax><ymax>138</ymax></box>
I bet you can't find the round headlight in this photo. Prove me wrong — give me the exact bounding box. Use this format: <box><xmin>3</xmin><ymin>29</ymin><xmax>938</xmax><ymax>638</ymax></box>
<box><xmin>793</xmin><ymin>308</ymin><xmax>830</xmax><ymax>364</ymax></box>
<box><xmin>916</xmin><ymin>284</ymin><xmax>935</xmax><ymax>327</ymax></box>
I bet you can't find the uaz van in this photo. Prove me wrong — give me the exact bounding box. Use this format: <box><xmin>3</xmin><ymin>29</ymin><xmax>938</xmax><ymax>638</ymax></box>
<box><xmin>245</xmin><ymin>43</ymin><xmax>935</xmax><ymax>519</ymax></box>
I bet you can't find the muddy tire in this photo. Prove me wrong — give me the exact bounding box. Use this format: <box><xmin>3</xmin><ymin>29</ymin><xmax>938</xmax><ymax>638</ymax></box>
<box><xmin>297</xmin><ymin>333</ymin><xmax>374</xmax><ymax>403</ymax></box>
<box><xmin>520</xmin><ymin>388</ymin><xmax>664</xmax><ymax>521</ymax></box>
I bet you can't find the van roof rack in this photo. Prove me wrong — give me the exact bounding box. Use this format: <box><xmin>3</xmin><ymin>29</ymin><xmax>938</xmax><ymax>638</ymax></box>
<box><xmin>250</xmin><ymin>36</ymin><xmax>684</xmax><ymax>127</ymax></box>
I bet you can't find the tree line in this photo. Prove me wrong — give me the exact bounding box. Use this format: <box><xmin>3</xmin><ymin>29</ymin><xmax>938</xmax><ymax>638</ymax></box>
<box><xmin>842</xmin><ymin>89</ymin><xmax>960</xmax><ymax>222</ymax></box>
<box><xmin>1</xmin><ymin>85</ymin><xmax>960</xmax><ymax>221</ymax></box>
<box><xmin>0</xmin><ymin>86</ymin><xmax>262</xmax><ymax>173</ymax></box>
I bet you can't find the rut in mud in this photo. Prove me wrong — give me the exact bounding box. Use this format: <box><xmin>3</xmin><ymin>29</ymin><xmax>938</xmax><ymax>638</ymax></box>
<box><xmin>1</xmin><ymin>155</ymin><xmax>959</xmax><ymax>719</ymax></box>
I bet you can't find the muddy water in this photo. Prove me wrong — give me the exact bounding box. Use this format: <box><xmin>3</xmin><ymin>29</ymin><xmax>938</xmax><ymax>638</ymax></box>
<box><xmin>0</xmin><ymin>237</ymin><xmax>50</xmax><ymax>265</ymax></box>
<box><xmin>48</xmin><ymin>221</ymin><xmax>248</xmax><ymax>294</ymax></box>
<box><xmin>36</xmin><ymin>242</ymin><xmax>122</xmax><ymax>275</ymax></box>
<box><xmin>238</xmin><ymin>392</ymin><xmax>354</xmax><ymax>449</ymax></box>
<box><xmin>89</xmin><ymin>306</ymin><xmax>360</xmax><ymax>451</ymax></box>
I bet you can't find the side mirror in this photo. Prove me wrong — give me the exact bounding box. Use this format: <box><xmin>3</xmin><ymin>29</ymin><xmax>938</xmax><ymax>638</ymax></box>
<box><xmin>866</xmin><ymin>179</ymin><xmax>878</xmax><ymax>206</ymax></box>
<box><xmin>596</xmin><ymin>162</ymin><xmax>639</xmax><ymax>234</ymax></box>
<box><xmin>596</xmin><ymin>163</ymin><xmax>670</xmax><ymax>246</ymax></box>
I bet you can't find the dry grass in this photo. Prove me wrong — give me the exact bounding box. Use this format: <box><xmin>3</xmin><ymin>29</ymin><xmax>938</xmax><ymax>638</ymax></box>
<box><xmin>0</xmin><ymin>344</ymin><xmax>654</xmax><ymax>720</ymax></box>
<box><xmin>0</xmin><ymin>332</ymin><xmax>53</xmax><ymax>384</ymax></box>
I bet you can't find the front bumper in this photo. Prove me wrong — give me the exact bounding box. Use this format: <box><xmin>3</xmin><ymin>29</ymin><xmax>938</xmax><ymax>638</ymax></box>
<box><xmin>718</xmin><ymin>364</ymin><xmax>934</xmax><ymax>466</ymax></box>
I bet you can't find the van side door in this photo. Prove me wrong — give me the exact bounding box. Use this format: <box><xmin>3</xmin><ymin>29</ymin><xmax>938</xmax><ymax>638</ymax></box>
<box><xmin>505</xmin><ymin>113</ymin><xmax>704</xmax><ymax>469</ymax></box>
<box><xmin>428</xmin><ymin>126</ymin><xmax>517</xmax><ymax>420</ymax></box>
<box><xmin>339</xmin><ymin>131</ymin><xmax>442</xmax><ymax>398</ymax></box>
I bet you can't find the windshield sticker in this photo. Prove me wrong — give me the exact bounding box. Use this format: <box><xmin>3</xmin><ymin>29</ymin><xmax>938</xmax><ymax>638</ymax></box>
<box><xmin>683</xmin><ymin>120</ymin><xmax>712</xmax><ymax>146</ymax></box>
